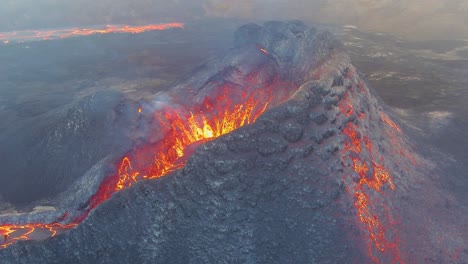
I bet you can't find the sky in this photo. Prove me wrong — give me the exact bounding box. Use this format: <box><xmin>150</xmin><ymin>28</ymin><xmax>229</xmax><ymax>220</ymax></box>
<box><xmin>1</xmin><ymin>0</ymin><xmax>467</xmax><ymax>40</ymax></box>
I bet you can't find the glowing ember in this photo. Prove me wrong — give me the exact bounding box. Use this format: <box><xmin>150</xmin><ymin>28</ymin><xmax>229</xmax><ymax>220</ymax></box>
<box><xmin>0</xmin><ymin>23</ymin><xmax>184</xmax><ymax>44</ymax></box>
<box><xmin>0</xmin><ymin>73</ymin><xmax>295</xmax><ymax>249</ymax></box>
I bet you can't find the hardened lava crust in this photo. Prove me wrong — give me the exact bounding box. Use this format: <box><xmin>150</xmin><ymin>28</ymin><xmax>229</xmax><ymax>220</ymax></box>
<box><xmin>1</xmin><ymin>21</ymin><xmax>466</xmax><ymax>264</ymax></box>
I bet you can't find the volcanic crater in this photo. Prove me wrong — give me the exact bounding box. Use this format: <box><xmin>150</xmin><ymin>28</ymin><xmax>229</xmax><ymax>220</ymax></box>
<box><xmin>0</xmin><ymin>21</ymin><xmax>466</xmax><ymax>264</ymax></box>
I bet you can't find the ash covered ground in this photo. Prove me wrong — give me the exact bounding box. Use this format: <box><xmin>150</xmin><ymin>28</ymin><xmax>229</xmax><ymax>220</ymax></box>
<box><xmin>0</xmin><ymin>20</ymin><xmax>467</xmax><ymax>263</ymax></box>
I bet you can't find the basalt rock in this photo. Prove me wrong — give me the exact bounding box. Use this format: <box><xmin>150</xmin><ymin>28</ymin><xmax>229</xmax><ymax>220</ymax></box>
<box><xmin>0</xmin><ymin>21</ymin><xmax>466</xmax><ymax>264</ymax></box>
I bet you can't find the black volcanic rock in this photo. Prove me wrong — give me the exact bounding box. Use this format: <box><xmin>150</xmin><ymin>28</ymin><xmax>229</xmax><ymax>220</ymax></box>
<box><xmin>234</xmin><ymin>20</ymin><xmax>341</xmax><ymax>84</ymax></box>
<box><xmin>0</xmin><ymin>91</ymin><xmax>138</xmax><ymax>207</ymax></box>
<box><xmin>1</xmin><ymin>21</ymin><xmax>467</xmax><ymax>264</ymax></box>
<box><xmin>0</xmin><ymin>70</ymin><xmax>360</xmax><ymax>264</ymax></box>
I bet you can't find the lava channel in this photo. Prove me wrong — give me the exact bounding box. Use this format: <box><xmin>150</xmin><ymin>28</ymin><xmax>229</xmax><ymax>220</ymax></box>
<box><xmin>0</xmin><ymin>58</ymin><xmax>297</xmax><ymax>249</ymax></box>
<box><xmin>0</xmin><ymin>23</ymin><xmax>184</xmax><ymax>44</ymax></box>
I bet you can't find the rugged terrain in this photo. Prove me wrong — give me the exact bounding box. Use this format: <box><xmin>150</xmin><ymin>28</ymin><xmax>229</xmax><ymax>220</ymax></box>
<box><xmin>0</xmin><ymin>21</ymin><xmax>467</xmax><ymax>263</ymax></box>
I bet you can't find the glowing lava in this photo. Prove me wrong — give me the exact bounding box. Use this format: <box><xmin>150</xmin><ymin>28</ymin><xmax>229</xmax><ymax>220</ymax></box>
<box><xmin>0</xmin><ymin>221</ymin><xmax>77</xmax><ymax>249</ymax></box>
<box><xmin>87</xmin><ymin>86</ymin><xmax>280</xmax><ymax>210</ymax></box>
<box><xmin>339</xmin><ymin>80</ymin><xmax>406</xmax><ymax>263</ymax></box>
<box><xmin>0</xmin><ymin>66</ymin><xmax>295</xmax><ymax>249</ymax></box>
<box><xmin>0</xmin><ymin>23</ymin><xmax>184</xmax><ymax>44</ymax></box>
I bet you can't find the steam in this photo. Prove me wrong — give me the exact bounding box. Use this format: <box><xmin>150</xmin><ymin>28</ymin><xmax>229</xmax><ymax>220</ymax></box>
<box><xmin>1</xmin><ymin>0</ymin><xmax>466</xmax><ymax>40</ymax></box>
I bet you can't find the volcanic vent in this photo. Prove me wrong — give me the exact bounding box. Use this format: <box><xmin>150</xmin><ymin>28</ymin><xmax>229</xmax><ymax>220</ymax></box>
<box><xmin>0</xmin><ymin>21</ymin><xmax>466</xmax><ymax>263</ymax></box>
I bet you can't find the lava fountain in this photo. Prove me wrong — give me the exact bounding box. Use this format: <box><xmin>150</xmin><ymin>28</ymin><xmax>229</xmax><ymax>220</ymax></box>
<box><xmin>0</xmin><ymin>23</ymin><xmax>184</xmax><ymax>44</ymax></box>
<box><xmin>0</xmin><ymin>45</ymin><xmax>297</xmax><ymax>249</ymax></box>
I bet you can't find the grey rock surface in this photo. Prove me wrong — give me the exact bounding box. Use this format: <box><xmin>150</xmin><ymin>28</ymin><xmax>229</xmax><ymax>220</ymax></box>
<box><xmin>1</xmin><ymin>21</ymin><xmax>467</xmax><ymax>264</ymax></box>
<box><xmin>1</xmin><ymin>65</ymin><xmax>363</xmax><ymax>264</ymax></box>
<box><xmin>0</xmin><ymin>91</ymin><xmax>138</xmax><ymax>207</ymax></box>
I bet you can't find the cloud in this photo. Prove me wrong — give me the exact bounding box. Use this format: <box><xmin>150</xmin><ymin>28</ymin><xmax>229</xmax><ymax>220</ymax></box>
<box><xmin>203</xmin><ymin>0</ymin><xmax>468</xmax><ymax>40</ymax></box>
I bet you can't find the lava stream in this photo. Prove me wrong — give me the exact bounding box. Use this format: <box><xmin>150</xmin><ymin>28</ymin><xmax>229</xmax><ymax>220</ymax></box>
<box><xmin>0</xmin><ymin>23</ymin><xmax>184</xmax><ymax>44</ymax></box>
<box><xmin>87</xmin><ymin>87</ymin><xmax>278</xmax><ymax>210</ymax></box>
<box><xmin>339</xmin><ymin>80</ymin><xmax>407</xmax><ymax>263</ymax></box>
<box><xmin>0</xmin><ymin>222</ymin><xmax>77</xmax><ymax>249</ymax></box>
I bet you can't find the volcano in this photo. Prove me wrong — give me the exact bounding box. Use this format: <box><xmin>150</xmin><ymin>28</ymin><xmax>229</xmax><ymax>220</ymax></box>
<box><xmin>0</xmin><ymin>21</ymin><xmax>466</xmax><ymax>264</ymax></box>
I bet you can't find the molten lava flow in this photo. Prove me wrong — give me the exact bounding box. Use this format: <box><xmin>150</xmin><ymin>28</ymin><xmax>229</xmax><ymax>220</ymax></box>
<box><xmin>0</xmin><ymin>214</ymin><xmax>77</xmax><ymax>249</ymax></box>
<box><xmin>0</xmin><ymin>23</ymin><xmax>184</xmax><ymax>44</ymax></box>
<box><xmin>0</xmin><ymin>76</ymin><xmax>295</xmax><ymax>249</ymax></box>
<box><xmin>87</xmin><ymin>86</ymin><xmax>277</xmax><ymax>210</ymax></box>
<box><xmin>340</xmin><ymin>87</ymin><xmax>405</xmax><ymax>263</ymax></box>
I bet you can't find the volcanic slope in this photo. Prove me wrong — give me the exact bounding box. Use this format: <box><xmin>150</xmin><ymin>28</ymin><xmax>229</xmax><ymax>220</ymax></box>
<box><xmin>1</xmin><ymin>21</ymin><xmax>467</xmax><ymax>264</ymax></box>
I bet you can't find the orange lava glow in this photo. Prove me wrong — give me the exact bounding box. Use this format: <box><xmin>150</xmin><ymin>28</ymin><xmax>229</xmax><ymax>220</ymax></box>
<box><xmin>256</xmin><ymin>44</ymin><xmax>269</xmax><ymax>55</ymax></box>
<box><xmin>380</xmin><ymin>113</ymin><xmax>402</xmax><ymax>133</ymax></box>
<box><xmin>380</xmin><ymin>113</ymin><xmax>419</xmax><ymax>167</ymax></box>
<box><xmin>340</xmin><ymin>88</ymin><xmax>404</xmax><ymax>263</ymax></box>
<box><xmin>0</xmin><ymin>23</ymin><xmax>184</xmax><ymax>44</ymax></box>
<box><xmin>0</xmin><ymin>214</ymin><xmax>77</xmax><ymax>249</ymax></box>
<box><xmin>0</xmin><ymin>74</ymin><xmax>295</xmax><ymax>249</ymax></box>
<box><xmin>88</xmin><ymin>87</ymin><xmax>277</xmax><ymax>210</ymax></box>
<box><xmin>339</xmin><ymin>94</ymin><xmax>354</xmax><ymax>117</ymax></box>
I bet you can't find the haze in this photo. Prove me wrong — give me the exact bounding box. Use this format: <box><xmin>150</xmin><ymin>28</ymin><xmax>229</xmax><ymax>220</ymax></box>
<box><xmin>1</xmin><ymin>0</ymin><xmax>467</xmax><ymax>40</ymax></box>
